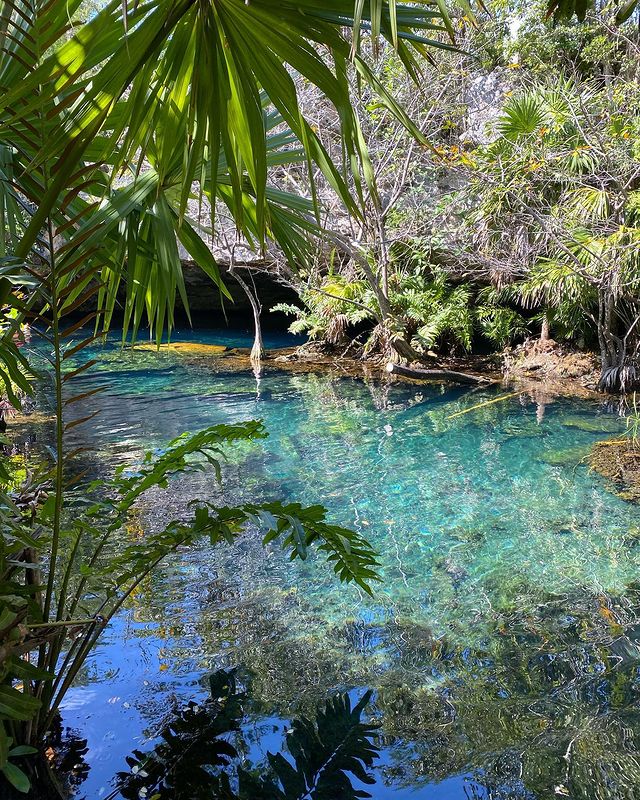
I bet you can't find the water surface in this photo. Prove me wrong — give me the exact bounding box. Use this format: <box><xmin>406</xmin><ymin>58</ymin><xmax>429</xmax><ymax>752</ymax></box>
<box><xmin>37</xmin><ymin>330</ymin><xmax>640</xmax><ymax>799</ymax></box>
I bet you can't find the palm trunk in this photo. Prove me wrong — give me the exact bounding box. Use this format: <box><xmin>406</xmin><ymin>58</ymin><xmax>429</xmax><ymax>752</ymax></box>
<box><xmin>597</xmin><ymin>288</ymin><xmax>627</xmax><ymax>391</ymax></box>
<box><xmin>540</xmin><ymin>311</ymin><xmax>550</xmax><ymax>342</ymax></box>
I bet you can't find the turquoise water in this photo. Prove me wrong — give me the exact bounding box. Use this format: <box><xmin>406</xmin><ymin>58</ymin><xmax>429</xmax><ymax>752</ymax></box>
<box><xmin>37</xmin><ymin>330</ymin><xmax>640</xmax><ymax>799</ymax></box>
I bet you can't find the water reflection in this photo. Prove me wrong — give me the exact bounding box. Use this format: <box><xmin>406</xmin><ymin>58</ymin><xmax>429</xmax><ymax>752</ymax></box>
<box><xmin>26</xmin><ymin>330</ymin><xmax>640</xmax><ymax>799</ymax></box>
<box><xmin>111</xmin><ymin>670</ymin><xmax>378</xmax><ymax>800</ymax></box>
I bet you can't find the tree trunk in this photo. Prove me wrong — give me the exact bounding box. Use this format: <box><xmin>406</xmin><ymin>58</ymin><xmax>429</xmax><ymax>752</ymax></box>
<box><xmin>250</xmin><ymin>304</ymin><xmax>265</xmax><ymax>362</ymax></box>
<box><xmin>386</xmin><ymin>362</ymin><xmax>493</xmax><ymax>385</ymax></box>
<box><xmin>329</xmin><ymin>234</ymin><xmax>435</xmax><ymax>367</ymax></box>
<box><xmin>377</xmin><ymin>216</ymin><xmax>390</xmax><ymax>300</ymax></box>
<box><xmin>596</xmin><ymin>288</ymin><xmax>629</xmax><ymax>392</ymax></box>
<box><xmin>389</xmin><ymin>335</ymin><xmax>434</xmax><ymax>365</ymax></box>
<box><xmin>540</xmin><ymin>311</ymin><xmax>550</xmax><ymax>342</ymax></box>
<box><xmin>230</xmin><ymin>268</ymin><xmax>265</xmax><ymax>362</ymax></box>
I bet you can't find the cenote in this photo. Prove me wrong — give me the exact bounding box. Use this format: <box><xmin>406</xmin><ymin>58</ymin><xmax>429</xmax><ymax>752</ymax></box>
<box><xmin>23</xmin><ymin>329</ymin><xmax>640</xmax><ymax>799</ymax></box>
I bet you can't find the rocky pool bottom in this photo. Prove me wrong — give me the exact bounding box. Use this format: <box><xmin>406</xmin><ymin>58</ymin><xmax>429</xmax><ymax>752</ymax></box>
<box><xmin>13</xmin><ymin>329</ymin><xmax>640</xmax><ymax>799</ymax></box>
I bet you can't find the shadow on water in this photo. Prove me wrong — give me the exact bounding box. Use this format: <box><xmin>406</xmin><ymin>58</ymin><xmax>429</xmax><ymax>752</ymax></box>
<box><xmin>52</xmin><ymin>589</ymin><xmax>640</xmax><ymax>800</ymax></box>
<box><xmin>109</xmin><ymin>670</ymin><xmax>377</xmax><ymax>800</ymax></box>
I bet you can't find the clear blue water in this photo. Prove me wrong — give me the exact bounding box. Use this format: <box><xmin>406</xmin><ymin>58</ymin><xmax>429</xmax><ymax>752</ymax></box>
<box><xmin>32</xmin><ymin>329</ymin><xmax>640</xmax><ymax>799</ymax></box>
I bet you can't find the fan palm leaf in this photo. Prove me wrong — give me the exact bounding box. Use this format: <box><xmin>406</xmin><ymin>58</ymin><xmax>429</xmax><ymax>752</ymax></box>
<box><xmin>0</xmin><ymin>0</ymin><xmax>460</xmax><ymax>339</ymax></box>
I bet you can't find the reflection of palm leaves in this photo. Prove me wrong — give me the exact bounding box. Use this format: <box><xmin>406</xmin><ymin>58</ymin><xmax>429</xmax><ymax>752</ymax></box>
<box><xmin>115</xmin><ymin>673</ymin><xmax>378</xmax><ymax>800</ymax></box>
<box><xmin>241</xmin><ymin>690</ymin><xmax>378</xmax><ymax>799</ymax></box>
<box><xmin>115</xmin><ymin>670</ymin><xmax>244</xmax><ymax>800</ymax></box>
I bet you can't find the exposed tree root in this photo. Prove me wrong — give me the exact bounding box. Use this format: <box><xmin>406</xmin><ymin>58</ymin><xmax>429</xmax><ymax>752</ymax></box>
<box><xmin>385</xmin><ymin>362</ymin><xmax>495</xmax><ymax>385</ymax></box>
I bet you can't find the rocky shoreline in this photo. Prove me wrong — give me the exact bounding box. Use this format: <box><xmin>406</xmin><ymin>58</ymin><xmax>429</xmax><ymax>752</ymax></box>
<box><xmin>173</xmin><ymin>337</ymin><xmax>603</xmax><ymax>402</ymax></box>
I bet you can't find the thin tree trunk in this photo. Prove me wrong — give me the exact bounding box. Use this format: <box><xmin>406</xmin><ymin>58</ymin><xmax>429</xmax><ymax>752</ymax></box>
<box><xmin>540</xmin><ymin>311</ymin><xmax>550</xmax><ymax>342</ymax></box>
<box><xmin>330</xmin><ymin>234</ymin><xmax>437</xmax><ymax>366</ymax></box>
<box><xmin>377</xmin><ymin>216</ymin><xmax>390</xmax><ymax>300</ymax></box>
<box><xmin>230</xmin><ymin>267</ymin><xmax>264</xmax><ymax>362</ymax></box>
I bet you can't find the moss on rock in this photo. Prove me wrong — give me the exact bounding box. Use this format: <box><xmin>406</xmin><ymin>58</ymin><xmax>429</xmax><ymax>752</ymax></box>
<box><xmin>590</xmin><ymin>439</ymin><xmax>640</xmax><ymax>503</ymax></box>
<box><xmin>562</xmin><ymin>415</ymin><xmax>625</xmax><ymax>434</ymax></box>
<box><xmin>134</xmin><ymin>342</ymin><xmax>228</xmax><ymax>356</ymax></box>
<box><xmin>540</xmin><ymin>445</ymin><xmax>592</xmax><ymax>466</ymax></box>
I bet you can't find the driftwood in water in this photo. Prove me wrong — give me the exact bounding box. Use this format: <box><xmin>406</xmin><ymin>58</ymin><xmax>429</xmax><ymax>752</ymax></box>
<box><xmin>385</xmin><ymin>362</ymin><xmax>493</xmax><ymax>385</ymax></box>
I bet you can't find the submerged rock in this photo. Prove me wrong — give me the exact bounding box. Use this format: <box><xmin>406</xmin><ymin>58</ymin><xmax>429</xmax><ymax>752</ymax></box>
<box><xmin>501</xmin><ymin>420</ymin><xmax>546</xmax><ymax>440</ymax></box>
<box><xmin>539</xmin><ymin>445</ymin><xmax>591</xmax><ymax>466</ymax></box>
<box><xmin>134</xmin><ymin>342</ymin><xmax>228</xmax><ymax>356</ymax></box>
<box><xmin>590</xmin><ymin>439</ymin><xmax>640</xmax><ymax>503</ymax></box>
<box><xmin>561</xmin><ymin>415</ymin><xmax>624</xmax><ymax>434</ymax></box>
<box><xmin>442</xmin><ymin>557</ymin><xmax>469</xmax><ymax>588</ymax></box>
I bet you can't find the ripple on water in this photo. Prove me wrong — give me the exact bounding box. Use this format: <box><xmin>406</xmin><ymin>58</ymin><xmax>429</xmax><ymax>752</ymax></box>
<box><xmin>45</xmin><ymin>331</ymin><xmax>640</xmax><ymax>799</ymax></box>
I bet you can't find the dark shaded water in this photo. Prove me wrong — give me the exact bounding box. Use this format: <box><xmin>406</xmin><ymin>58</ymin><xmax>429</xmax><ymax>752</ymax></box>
<box><xmin>31</xmin><ymin>330</ymin><xmax>640</xmax><ymax>799</ymax></box>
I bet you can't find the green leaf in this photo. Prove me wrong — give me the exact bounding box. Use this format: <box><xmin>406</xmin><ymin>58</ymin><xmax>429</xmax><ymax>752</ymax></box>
<box><xmin>174</xmin><ymin>217</ymin><xmax>232</xmax><ymax>301</ymax></box>
<box><xmin>2</xmin><ymin>761</ymin><xmax>30</xmax><ymax>793</ymax></box>
<box><xmin>2</xmin><ymin>762</ymin><xmax>31</xmax><ymax>794</ymax></box>
<box><xmin>615</xmin><ymin>0</ymin><xmax>639</xmax><ymax>23</ymax></box>
<box><xmin>0</xmin><ymin>726</ymin><xmax>9</xmax><ymax>769</ymax></box>
<box><xmin>8</xmin><ymin>746</ymin><xmax>38</xmax><ymax>757</ymax></box>
<box><xmin>0</xmin><ymin>687</ymin><xmax>41</xmax><ymax>722</ymax></box>
<box><xmin>8</xmin><ymin>659</ymin><xmax>54</xmax><ymax>683</ymax></box>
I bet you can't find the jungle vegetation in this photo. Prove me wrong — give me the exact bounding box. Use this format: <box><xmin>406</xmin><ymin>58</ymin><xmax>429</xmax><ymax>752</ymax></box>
<box><xmin>270</xmin><ymin>2</ymin><xmax>640</xmax><ymax>391</ymax></box>
<box><xmin>1</xmin><ymin>0</ymin><xmax>640</xmax><ymax>796</ymax></box>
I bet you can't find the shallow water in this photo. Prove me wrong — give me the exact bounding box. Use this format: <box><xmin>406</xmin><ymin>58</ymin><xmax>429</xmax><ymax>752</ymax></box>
<box><xmin>33</xmin><ymin>329</ymin><xmax>640</xmax><ymax>799</ymax></box>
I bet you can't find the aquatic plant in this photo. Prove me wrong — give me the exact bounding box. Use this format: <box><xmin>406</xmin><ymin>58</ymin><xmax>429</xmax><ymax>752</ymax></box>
<box><xmin>625</xmin><ymin>393</ymin><xmax>640</xmax><ymax>450</ymax></box>
<box><xmin>0</xmin><ymin>421</ymin><xmax>379</xmax><ymax>792</ymax></box>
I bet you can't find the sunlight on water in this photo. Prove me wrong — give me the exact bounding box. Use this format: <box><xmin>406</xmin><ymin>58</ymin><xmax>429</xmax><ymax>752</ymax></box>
<box><xmin>41</xmin><ymin>331</ymin><xmax>640</xmax><ymax>800</ymax></box>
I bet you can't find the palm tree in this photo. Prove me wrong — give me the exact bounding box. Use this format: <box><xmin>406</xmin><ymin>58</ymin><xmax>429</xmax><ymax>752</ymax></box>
<box><xmin>463</xmin><ymin>80</ymin><xmax>640</xmax><ymax>391</ymax></box>
<box><xmin>0</xmin><ymin>1</ymin><xmax>459</xmax><ymax>355</ymax></box>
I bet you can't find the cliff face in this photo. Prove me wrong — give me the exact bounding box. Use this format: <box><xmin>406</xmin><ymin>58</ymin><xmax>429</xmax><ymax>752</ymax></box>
<box><xmin>461</xmin><ymin>68</ymin><xmax>510</xmax><ymax>145</ymax></box>
<box><xmin>180</xmin><ymin>262</ymin><xmax>298</xmax><ymax>316</ymax></box>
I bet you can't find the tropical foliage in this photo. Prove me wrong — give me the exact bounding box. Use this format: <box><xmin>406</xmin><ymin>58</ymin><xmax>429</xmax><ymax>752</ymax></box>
<box><xmin>273</xmin><ymin>8</ymin><xmax>640</xmax><ymax>391</ymax></box>
<box><xmin>2</xmin><ymin>0</ymin><xmax>640</xmax><ymax>795</ymax></box>
<box><xmin>460</xmin><ymin>78</ymin><xmax>640</xmax><ymax>389</ymax></box>
<box><xmin>0</xmin><ymin>421</ymin><xmax>378</xmax><ymax>790</ymax></box>
<box><xmin>276</xmin><ymin>254</ymin><xmax>527</xmax><ymax>356</ymax></box>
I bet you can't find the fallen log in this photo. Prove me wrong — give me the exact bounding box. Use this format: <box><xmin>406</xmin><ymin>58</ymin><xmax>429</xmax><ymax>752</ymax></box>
<box><xmin>385</xmin><ymin>362</ymin><xmax>493</xmax><ymax>385</ymax></box>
